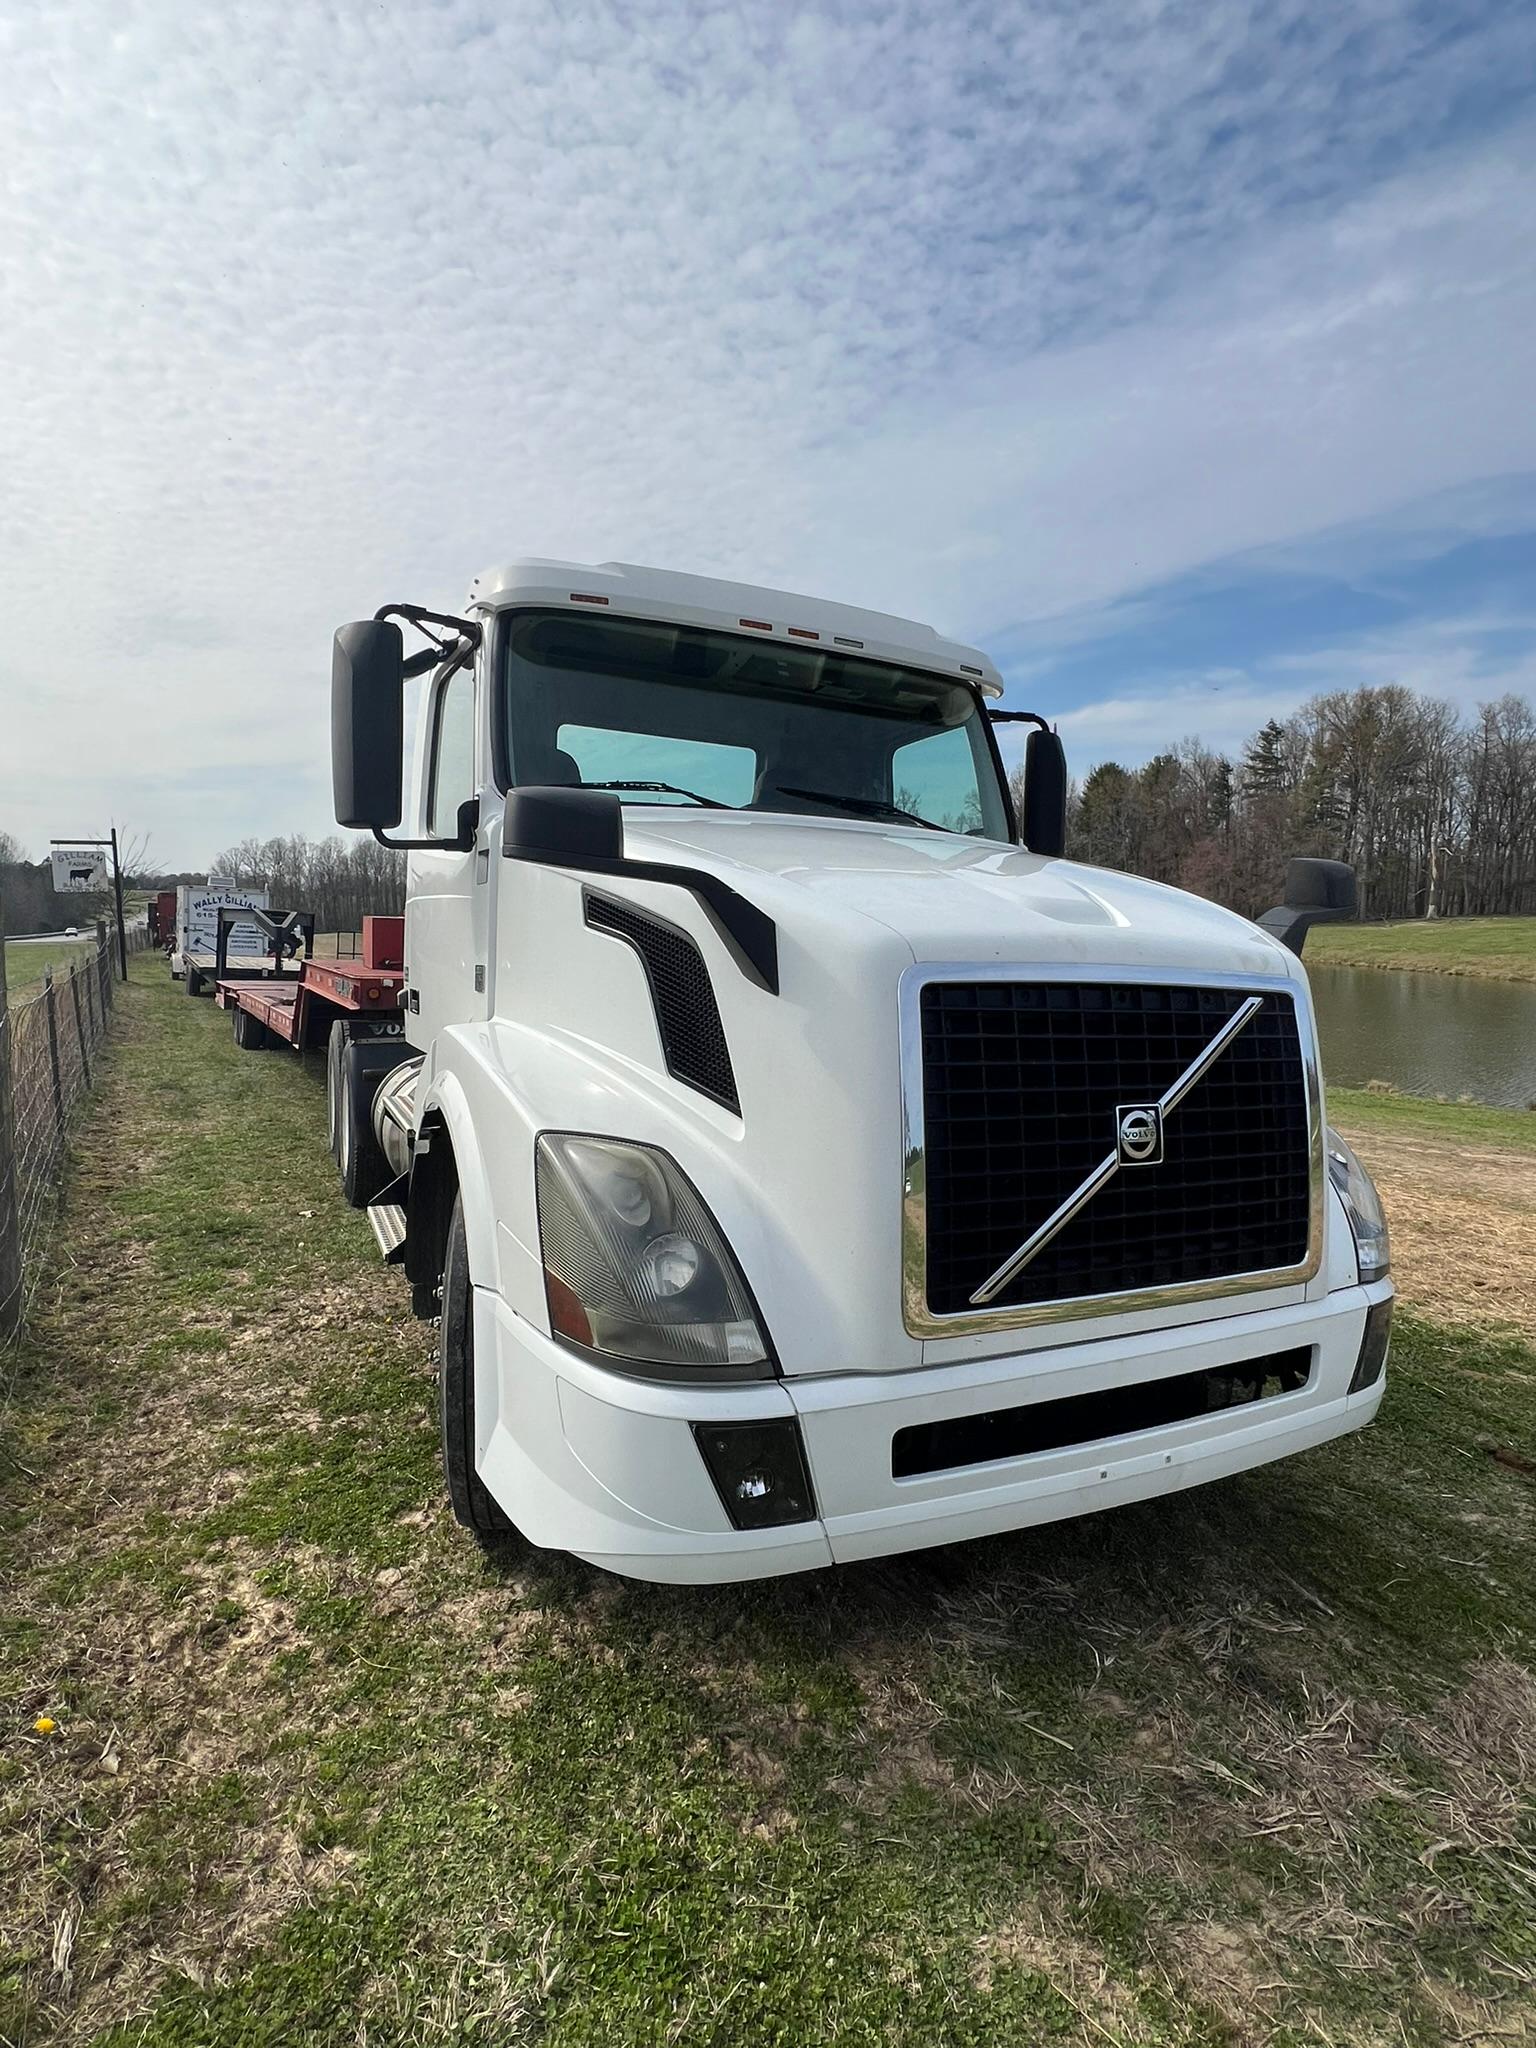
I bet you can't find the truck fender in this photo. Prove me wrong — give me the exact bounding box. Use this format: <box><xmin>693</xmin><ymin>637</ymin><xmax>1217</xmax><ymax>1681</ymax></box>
<box><xmin>408</xmin><ymin>1069</ymin><xmax>505</xmax><ymax>1304</ymax></box>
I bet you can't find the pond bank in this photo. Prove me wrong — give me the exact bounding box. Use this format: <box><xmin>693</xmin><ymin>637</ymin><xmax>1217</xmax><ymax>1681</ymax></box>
<box><xmin>1306</xmin><ymin>914</ymin><xmax>1536</xmax><ymax>982</ymax></box>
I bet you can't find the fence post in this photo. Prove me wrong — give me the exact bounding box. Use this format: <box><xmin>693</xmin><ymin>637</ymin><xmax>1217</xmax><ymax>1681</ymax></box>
<box><xmin>69</xmin><ymin>964</ymin><xmax>91</xmax><ymax>1090</ymax></box>
<box><xmin>43</xmin><ymin>969</ymin><xmax>65</xmax><ymax>1146</ymax></box>
<box><xmin>96</xmin><ymin>920</ymin><xmax>112</xmax><ymax>1014</ymax></box>
<box><xmin>0</xmin><ymin>938</ymin><xmax>21</xmax><ymax>1341</ymax></box>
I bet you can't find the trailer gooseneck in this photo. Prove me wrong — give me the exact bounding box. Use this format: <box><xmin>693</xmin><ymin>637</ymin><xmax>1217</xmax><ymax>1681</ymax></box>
<box><xmin>317</xmin><ymin>559</ymin><xmax>1391</xmax><ymax>1584</ymax></box>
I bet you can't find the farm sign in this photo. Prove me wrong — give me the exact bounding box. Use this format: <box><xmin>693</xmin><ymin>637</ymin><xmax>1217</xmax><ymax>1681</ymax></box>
<box><xmin>50</xmin><ymin>845</ymin><xmax>108</xmax><ymax>893</ymax></box>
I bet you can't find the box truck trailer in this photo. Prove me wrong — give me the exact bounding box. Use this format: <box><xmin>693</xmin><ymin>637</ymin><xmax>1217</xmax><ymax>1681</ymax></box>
<box><xmin>323</xmin><ymin>559</ymin><xmax>1392</xmax><ymax>1583</ymax></box>
<box><xmin>172</xmin><ymin>884</ymin><xmax>271</xmax><ymax>995</ymax></box>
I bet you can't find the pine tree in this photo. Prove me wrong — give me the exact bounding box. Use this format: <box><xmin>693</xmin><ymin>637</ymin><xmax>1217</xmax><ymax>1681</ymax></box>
<box><xmin>1241</xmin><ymin>719</ymin><xmax>1290</xmax><ymax>797</ymax></box>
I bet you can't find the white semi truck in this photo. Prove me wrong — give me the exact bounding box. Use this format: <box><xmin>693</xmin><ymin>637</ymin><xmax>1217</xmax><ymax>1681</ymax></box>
<box><xmin>327</xmin><ymin>560</ymin><xmax>1392</xmax><ymax>1583</ymax></box>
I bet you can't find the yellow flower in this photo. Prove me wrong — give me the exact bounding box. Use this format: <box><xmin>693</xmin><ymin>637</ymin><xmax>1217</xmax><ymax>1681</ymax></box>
<box><xmin>33</xmin><ymin>1716</ymin><xmax>56</xmax><ymax>1736</ymax></box>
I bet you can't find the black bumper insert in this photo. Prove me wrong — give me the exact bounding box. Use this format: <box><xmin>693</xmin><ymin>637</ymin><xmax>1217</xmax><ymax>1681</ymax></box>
<box><xmin>892</xmin><ymin>1347</ymin><xmax>1313</xmax><ymax>1479</ymax></box>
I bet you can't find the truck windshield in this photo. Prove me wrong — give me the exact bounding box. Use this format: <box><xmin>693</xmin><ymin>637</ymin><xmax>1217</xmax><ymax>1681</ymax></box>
<box><xmin>501</xmin><ymin>611</ymin><xmax>1010</xmax><ymax>839</ymax></box>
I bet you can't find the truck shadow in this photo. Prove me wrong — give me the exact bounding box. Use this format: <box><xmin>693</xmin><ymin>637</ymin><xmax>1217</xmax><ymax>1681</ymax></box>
<box><xmin>487</xmin><ymin>1445</ymin><xmax>1375</xmax><ymax>1685</ymax></box>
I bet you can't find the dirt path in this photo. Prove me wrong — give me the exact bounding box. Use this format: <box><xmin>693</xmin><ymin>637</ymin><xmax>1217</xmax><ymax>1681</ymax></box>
<box><xmin>1338</xmin><ymin>1121</ymin><xmax>1536</xmax><ymax>1339</ymax></box>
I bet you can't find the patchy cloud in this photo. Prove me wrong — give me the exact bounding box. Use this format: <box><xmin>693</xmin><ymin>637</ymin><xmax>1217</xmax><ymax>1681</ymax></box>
<box><xmin>1</xmin><ymin>1</ymin><xmax>1533</xmax><ymax>862</ymax></box>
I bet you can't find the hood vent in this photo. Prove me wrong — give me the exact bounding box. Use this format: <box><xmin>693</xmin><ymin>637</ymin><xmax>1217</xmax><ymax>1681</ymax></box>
<box><xmin>583</xmin><ymin>891</ymin><xmax>740</xmax><ymax>1114</ymax></box>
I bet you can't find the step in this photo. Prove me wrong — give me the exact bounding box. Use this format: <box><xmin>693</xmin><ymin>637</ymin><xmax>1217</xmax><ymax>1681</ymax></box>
<box><xmin>366</xmin><ymin>1201</ymin><xmax>407</xmax><ymax>1263</ymax></box>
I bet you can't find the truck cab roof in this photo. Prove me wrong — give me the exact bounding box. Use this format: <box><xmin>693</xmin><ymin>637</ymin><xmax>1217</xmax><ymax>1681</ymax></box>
<box><xmin>466</xmin><ymin>559</ymin><xmax>1004</xmax><ymax>696</ymax></box>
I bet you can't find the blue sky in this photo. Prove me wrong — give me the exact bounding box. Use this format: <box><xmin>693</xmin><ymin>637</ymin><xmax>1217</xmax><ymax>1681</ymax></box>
<box><xmin>1</xmin><ymin>0</ymin><xmax>1534</xmax><ymax>864</ymax></box>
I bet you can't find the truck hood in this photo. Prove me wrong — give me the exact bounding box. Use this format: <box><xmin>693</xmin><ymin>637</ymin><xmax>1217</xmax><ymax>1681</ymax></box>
<box><xmin>620</xmin><ymin>811</ymin><xmax>1294</xmax><ymax>980</ymax></box>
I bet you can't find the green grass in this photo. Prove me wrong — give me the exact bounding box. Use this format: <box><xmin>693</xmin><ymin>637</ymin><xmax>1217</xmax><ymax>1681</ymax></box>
<box><xmin>1306</xmin><ymin>913</ymin><xmax>1536</xmax><ymax>981</ymax></box>
<box><xmin>1</xmin><ymin>961</ymin><xmax>1533</xmax><ymax>2047</ymax></box>
<box><xmin>1329</xmin><ymin>1084</ymin><xmax>1536</xmax><ymax>1152</ymax></box>
<box><xmin>3</xmin><ymin>936</ymin><xmax>97</xmax><ymax>1003</ymax></box>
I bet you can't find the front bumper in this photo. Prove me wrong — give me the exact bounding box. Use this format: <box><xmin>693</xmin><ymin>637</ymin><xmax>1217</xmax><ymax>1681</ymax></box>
<box><xmin>476</xmin><ymin>1283</ymin><xmax>1392</xmax><ymax>1584</ymax></box>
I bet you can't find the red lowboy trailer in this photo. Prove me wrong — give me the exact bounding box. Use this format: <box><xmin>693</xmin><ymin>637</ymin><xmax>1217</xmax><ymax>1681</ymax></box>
<box><xmin>215</xmin><ymin>915</ymin><xmax>411</xmax><ymax>1202</ymax></box>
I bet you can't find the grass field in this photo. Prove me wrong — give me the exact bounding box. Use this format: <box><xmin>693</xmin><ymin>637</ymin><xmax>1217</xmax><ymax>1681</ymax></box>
<box><xmin>1306</xmin><ymin>915</ymin><xmax>1536</xmax><ymax>982</ymax></box>
<box><xmin>2</xmin><ymin>963</ymin><xmax>1533</xmax><ymax>2046</ymax></box>
<box><xmin>2</xmin><ymin>938</ymin><xmax>97</xmax><ymax>1004</ymax></box>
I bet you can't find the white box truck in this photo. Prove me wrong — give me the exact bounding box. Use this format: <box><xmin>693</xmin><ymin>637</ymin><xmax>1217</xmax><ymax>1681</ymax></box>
<box><xmin>173</xmin><ymin>884</ymin><xmax>271</xmax><ymax>995</ymax></box>
<box><xmin>324</xmin><ymin>560</ymin><xmax>1392</xmax><ymax>1583</ymax></box>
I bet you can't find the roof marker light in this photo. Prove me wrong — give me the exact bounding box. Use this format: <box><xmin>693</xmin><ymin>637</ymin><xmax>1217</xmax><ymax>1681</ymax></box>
<box><xmin>739</xmin><ymin>618</ymin><xmax>773</xmax><ymax>631</ymax></box>
<box><xmin>960</xmin><ymin>664</ymin><xmax>983</xmax><ymax>676</ymax></box>
<box><xmin>570</xmin><ymin>592</ymin><xmax>609</xmax><ymax>605</ymax></box>
<box><xmin>833</xmin><ymin>636</ymin><xmax>864</xmax><ymax>649</ymax></box>
<box><xmin>787</xmin><ymin>626</ymin><xmax>819</xmax><ymax>640</ymax></box>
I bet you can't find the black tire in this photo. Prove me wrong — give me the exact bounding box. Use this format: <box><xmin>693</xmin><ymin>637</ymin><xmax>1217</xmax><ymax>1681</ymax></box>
<box><xmin>440</xmin><ymin>1195</ymin><xmax>517</xmax><ymax>1542</ymax></box>
<box><xmin>232</xmin><ymin>1004</ymin><xmax>270</xmax><ymax>1051</ymax></box>
<box><xmin>325</xmin><ymin>1021</ymin><xmax>347</xmax><ymax>1160</ymax></box>
<box><xmin>184</xmin><ymin>965</ymin><xmax>202</xmax><ymax>997</ymax></box>
<box><xmin>337</xmin><ymin>1041</ymin><xmax>391</xmax><ymax>1208</ymax></box>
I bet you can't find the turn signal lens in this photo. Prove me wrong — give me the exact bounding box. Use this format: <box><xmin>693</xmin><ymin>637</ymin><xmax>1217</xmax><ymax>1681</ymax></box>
<box><xmin>536</xmin><ymin>1134</ymin><xmax>769</xmax><ymax>1371</ymax></box>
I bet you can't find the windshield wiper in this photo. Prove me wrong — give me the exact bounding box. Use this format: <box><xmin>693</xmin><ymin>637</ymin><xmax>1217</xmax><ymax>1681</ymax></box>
<box><xmin>770</xmin><ymin>785</ymin><xmax>951</xmax><ymax>833</ymax></box>
<box><xmin>574</xmin><ymin>780</ymin><xmax>733</xmax><ymax>810</ymax></box>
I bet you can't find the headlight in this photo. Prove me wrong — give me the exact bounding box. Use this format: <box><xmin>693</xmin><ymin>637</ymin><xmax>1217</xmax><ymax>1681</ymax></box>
<box><xmin>1326</xmin><ymin>1126</ymin><xmax>1390</xmax><ymax>1284</ymax></box>
<box><xmin>536</xmin><ymin>1134</ymin><xmax>770</xmax><ymax>1371</ymax></box>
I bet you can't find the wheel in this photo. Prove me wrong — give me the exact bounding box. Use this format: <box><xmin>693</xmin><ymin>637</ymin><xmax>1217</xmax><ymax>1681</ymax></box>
<box><xmin>326</xmin><ymin>1021</ymin><xmax>346</xmax><ymax>1160</ymax></box>
<box><xmin>440</xmin><ymin>1195</ymin><xmax>517</xmax><ymax>1543</ymax></box>
<box><xmin>232</xmin><ymin>1005</ymin><xmax>270</xmax><ymax>1050</ymax></box>
<box><xmin>184</xmin><ymin>965</ymin><xmax>202</xmax><ymax>997</ymax></box>
<box><xmin>337</xmin><ymin>1041</ymin><xmax>391</xmax><ymax>1208</ymax></box>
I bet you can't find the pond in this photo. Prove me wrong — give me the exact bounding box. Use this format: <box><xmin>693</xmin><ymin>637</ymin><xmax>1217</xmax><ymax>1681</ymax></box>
<box><xmin>1307</xmin><ymin>964</ymin><xmax>1536</xmax><ymax>1109</ymax></box>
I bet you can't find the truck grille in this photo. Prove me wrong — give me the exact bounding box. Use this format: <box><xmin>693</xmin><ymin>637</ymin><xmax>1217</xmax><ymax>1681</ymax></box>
<box><xmin>918</xmin><ymin>981</ymin><xmax>1312</xmax><ymax>1319</ymax></box>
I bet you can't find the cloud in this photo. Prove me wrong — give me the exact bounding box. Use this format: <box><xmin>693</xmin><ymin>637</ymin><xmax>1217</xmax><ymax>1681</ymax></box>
<box><xmin>1</xmin><ymin>1</ymin><xmax>1534</xmax><ymax>862</ymax></box>
<box><xmin>1031</xmin><ymin>610</ymin><xmax>1536</xmax><ymax>777</ymax></box>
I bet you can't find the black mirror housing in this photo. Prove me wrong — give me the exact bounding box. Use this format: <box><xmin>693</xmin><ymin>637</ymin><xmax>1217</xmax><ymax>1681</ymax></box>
<box><xmin>1256</xmin><ymin>856</ymin><xmax>1357</xmax><ymax>955</ymax></box>
<box><xmin>503</xmin><ymin>785</ymin><xmax>624</xmax><ymax>864</ymax></box>
<box><xmin>1021</xmin><ymin>728</ymin><xmax>1068</xmax><ymax>857</ymax></box>
<box><xmin>333</xmin><ymin>621</ymin><xmax>405</xmax><ymax>830</ymax></box>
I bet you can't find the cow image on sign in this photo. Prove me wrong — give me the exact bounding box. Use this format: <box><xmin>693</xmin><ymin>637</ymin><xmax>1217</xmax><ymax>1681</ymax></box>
<box><xmin>49</xmin><ymin>847</ymin><xmax>108</xmax><ymax>894</ymax></box>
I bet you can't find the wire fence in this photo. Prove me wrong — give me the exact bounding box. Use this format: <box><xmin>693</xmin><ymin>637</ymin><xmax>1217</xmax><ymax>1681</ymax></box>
<box><xmin>0</xmin><ymin>921</ymin><xmax>151</xmax><ymax>1342</ymax></box>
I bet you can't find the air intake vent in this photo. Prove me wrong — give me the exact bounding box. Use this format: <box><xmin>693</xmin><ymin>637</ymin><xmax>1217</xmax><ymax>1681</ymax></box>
<box><xmin>583</xmin><ymin>891</ymin><xmax>740</xmax><ymax>1114</ymax></box>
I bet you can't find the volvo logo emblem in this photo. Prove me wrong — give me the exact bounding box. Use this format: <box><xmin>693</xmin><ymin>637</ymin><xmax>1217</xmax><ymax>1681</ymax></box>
<box><xmin>1115</xmin><ymin>1103</ymin><xmax>1164</xmax><ymax>1165</ymax></box>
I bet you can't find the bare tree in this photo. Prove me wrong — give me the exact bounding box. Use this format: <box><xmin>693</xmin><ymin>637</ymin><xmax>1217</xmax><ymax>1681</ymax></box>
<box><xmin>1054</xmin><ymin>687</ymin><xmax>1535</xmax><ymax>920</ymax></box>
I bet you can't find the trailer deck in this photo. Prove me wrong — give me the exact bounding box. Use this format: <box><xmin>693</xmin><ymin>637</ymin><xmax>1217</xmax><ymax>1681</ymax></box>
<box><xmin>214</xmin><ymin>915</ymin><xmax>405</xmax><ymax>1051</ymax></box>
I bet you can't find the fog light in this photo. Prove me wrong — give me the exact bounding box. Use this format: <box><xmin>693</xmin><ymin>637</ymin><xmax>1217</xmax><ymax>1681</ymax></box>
<box><xmin>1349</xmin><ymin>1298</ymin><xmax>1393</xmax><ymax>1393</ymax></box>
<box><xmin>692</xmin><ymin>1419</ymin><xmax>817</xmax><ymax>1531</ymax></box>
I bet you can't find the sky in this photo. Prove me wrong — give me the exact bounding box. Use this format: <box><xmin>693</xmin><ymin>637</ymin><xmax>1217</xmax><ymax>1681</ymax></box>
<box><xmin>2</xmin><ymin>0</ymin><xmax>1534</xmax><ymax>870</ymax></box>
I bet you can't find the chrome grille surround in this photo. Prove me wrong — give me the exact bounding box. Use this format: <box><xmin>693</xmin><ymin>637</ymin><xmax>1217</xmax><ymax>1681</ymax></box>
<box><xmin>900</xmin><ymin>963</ymin><xmax>1325</xmax><ymax>1340</ymax></box>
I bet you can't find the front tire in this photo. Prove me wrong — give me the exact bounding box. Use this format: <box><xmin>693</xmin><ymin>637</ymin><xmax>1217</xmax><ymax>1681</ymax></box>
<box><xmin>439</xmin><ymin>1195</ymin><xmax>517</xmax><ymax>1543</ymax></box>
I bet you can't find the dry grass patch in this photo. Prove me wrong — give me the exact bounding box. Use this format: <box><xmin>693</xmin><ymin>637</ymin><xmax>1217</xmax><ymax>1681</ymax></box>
<box><xmin>1338</xmin><ymin>1122</ymin><xmax>1536</xmax><ymax>1339</ymax></box>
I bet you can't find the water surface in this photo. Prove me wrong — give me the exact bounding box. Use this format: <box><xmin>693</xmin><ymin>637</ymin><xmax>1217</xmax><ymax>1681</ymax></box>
<box><xmin>1307</xmin><ymin>964</ymin><xmax>1536</xmax><ymax>1109</ymax></box>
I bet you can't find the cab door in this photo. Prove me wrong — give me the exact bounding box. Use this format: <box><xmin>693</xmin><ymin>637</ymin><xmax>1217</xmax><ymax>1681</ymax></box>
<box><xmin>405</xmin><ymin>656</ymin><xmax>487</xmax><ymax>1045</ymax></box>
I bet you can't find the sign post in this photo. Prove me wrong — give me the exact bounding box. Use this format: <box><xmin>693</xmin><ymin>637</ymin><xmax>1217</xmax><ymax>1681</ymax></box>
<box><xmin>49</xmin><ymin>835</ymin><xmax>130</xmax><ymax>981</ymax></box>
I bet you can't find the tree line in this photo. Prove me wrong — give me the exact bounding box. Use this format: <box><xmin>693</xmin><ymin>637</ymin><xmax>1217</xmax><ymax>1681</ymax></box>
<box><xmin>1023</xmin><ymin>686</ymin><xmax>1536</xmax><ymax>920</ymax></box>
<box><xmin>211</xmin><ymin>834</ymin><xmax>406</xmax><ymax>936</ymax></box>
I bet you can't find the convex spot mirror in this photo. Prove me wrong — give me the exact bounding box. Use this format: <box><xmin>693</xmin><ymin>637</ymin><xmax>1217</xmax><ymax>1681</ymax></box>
<box><xmin>1257</xmin><ymin>856</ymin><xmax>1357</xmax><ymax>955</ymax></box>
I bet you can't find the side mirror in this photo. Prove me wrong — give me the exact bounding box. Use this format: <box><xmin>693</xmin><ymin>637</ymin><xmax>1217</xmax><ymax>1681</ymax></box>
<box><xmin>332</xmin><ymin>621</ymin><xmax>404</xmax><ymax>830</ymax></box>
<box><xmin>1021</xmin><ymin>727</ymin><xmax>1068</xmax><ymax>857</ymax></box>
<box><xmin>1256</xmin><ymin>856</ymin><xmax>1357</xmax><ymax>956</ymax></box>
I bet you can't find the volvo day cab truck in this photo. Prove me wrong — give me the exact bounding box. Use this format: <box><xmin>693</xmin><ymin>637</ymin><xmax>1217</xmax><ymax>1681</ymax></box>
<box><xmin>328</xmin><ymin>560</ymin><xmax>1392</xmax><ymax>1584</ymax></box>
